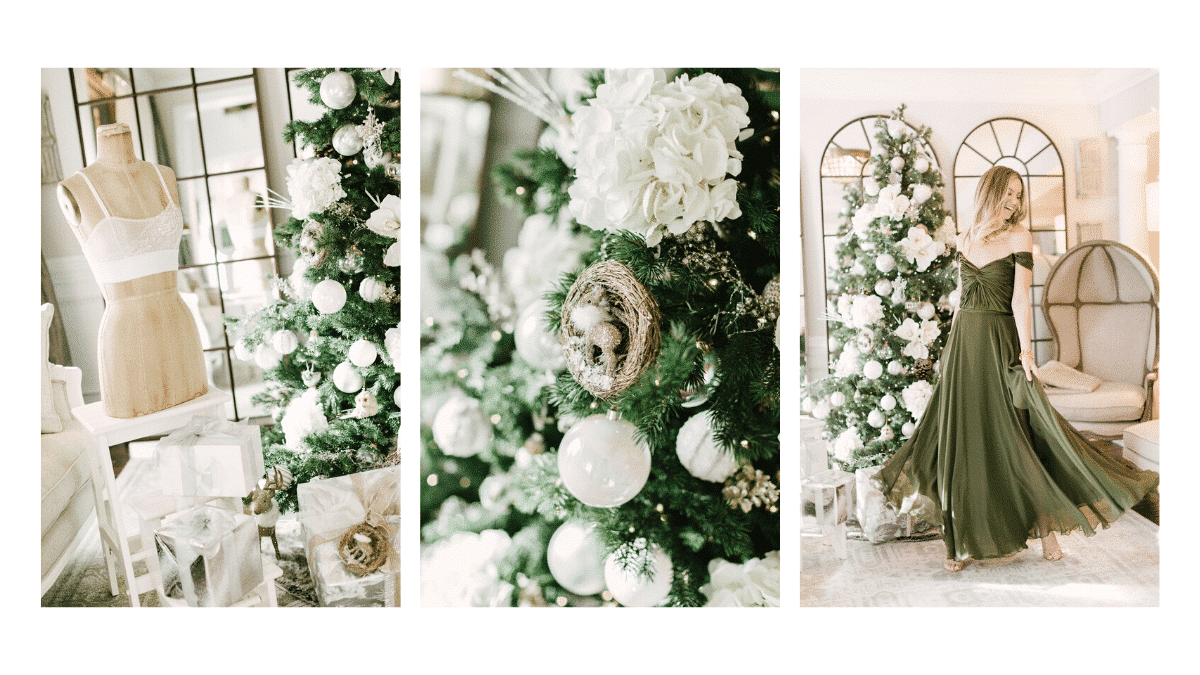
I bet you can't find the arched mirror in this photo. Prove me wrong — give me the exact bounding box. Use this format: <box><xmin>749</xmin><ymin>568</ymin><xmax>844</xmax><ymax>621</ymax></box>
<box><xmin>953</xmin><ymin>118</ymin><xmax>1067</xmax><ymax>364</ymax></box>
<box><xmin>818</xmin><ymin>115</ymin><xmax>937</xmax><ymax>365</ymax></box>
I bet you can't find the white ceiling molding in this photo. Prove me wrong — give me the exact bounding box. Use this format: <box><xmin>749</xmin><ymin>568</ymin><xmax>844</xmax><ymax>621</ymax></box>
<box><xmin>800</xmin><ymin>68</ymin><xmax>1157</xmax><ymax>106</ymax></box>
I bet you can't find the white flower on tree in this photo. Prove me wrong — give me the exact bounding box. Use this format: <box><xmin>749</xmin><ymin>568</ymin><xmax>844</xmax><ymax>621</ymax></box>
<box><xmin>364</xmin><ymin>194</ymin><xmax>402</xmax><ymax>239</ymax></box>
<box><xmin>901</xmin><ymin>380</ymin><xmax>934</xmax><ymax>419</ymax></box>
<box><xmin>567</xmin><ymin>69</ymin><xmax>751</xmax><ymax>247</ymax></box>
<box><xmin>897</xmin><ymin>225</ymin><xmax>946</xmax><ymax>272</ymax></box>
<box><xmin>849</xmin><ymin>294</ymin><xmax>884</xmax><ymax>329</ymax></box>
<box><xmin>286</xmin><ymin>157</ymin><xmax>346</xmax><ymax>219</ymax></box>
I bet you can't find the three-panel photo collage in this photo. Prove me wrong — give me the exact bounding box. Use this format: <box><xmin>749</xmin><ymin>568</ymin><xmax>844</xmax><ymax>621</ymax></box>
<box><xmin>39</xmin><ymin>65</ymin><xmax>1166</xmax><ymax>653</ymax></box>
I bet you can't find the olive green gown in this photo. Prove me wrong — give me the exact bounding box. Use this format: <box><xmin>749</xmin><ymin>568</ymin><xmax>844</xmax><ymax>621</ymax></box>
<box><xmin>877</xmin><ymin>251</ymin><xmax>1158</xmax><ymax>562</ymax></box>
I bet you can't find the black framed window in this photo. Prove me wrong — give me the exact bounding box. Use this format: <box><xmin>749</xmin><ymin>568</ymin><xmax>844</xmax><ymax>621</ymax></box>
<box><xmin>69</xmin><ymin>68</ymin><xmax>277</xmax><ymax>421</ymax></box>
<box><xmin>953</xmin><ymin>118</ymin><xmax>1067</xmax><ymax>365</ymax></box>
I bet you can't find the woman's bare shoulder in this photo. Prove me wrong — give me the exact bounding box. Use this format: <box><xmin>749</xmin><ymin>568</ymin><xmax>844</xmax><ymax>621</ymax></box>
<box><xmin>1007</xmin><ymin>225</ymin><xmax>1033</xmax><ymax>253</ymax></box>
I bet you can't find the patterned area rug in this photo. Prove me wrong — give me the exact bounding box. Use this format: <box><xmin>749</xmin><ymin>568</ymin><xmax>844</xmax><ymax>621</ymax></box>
<box><xmin>800</xmin><ymin>511</ymin><xmax>1159</xmax><ymax>607</ymax></box>
<box><xmin>41</xmin><ymin>457</ymin><xmax>317</xmax><ymax>607</ymax></box>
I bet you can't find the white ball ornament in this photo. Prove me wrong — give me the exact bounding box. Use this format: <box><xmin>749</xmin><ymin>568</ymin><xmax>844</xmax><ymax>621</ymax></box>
<box><xmin>547</xmin><ymin>521</ymin><xmax>608</xmax><ymax>596</ymax></box>
<box><xmin>254</xmin><ymin>343</ymin><xmax>281</xmax><ymax>370</ymax></box>
<box><xmin>802</xmin><ymin>397</ymin><xmax>815</xmax><ymax>413</ymax></box>
<box><xmin>890</xmin><ymin>156</ymin><xmax>905</xmax><ymax>172</ymax></box>
<box><xmin>675</xmin><ymin>410</ymin><xmax>740</xmax><ymax>482</ymax></box>
<box><xmin>393</xmin><ymin>386</ymin><xmax>402</xmax><ymax>409</ymax></box>
<box><xmin>914</xmin><ymin>157</ymin><xmax>930</xmax><ymax>173</ymax></box>
<box><xmin>902</xmin><ymin>421</ymin><xmax>917</xmax><ymax>438</ymax></box>
<box><xmin>812</xmin><ymin>400</ymin><xmax>831</xmax><ymax>420</ymax></box>
<box><xmin>332</xmin><ymin>123</ymin><xmax>363</xmax><ymax>156</ymax></box>
<box><xmin>917</xmin><ymin>302</ymin><xmax>936</xmax><ymax>321</ymax></box>
<box><xmin>557</xmin><ymin>413</ymin><xmax>651</xmax><ymax>508</ymax></box>
<box><xmin>359</xmin><ymin>277</ymin><xmax>386</xmax><ymax>303</ymax></box>
<box><xmin>604</xmin><ymin>543</ymin><xmax>673</xmax><ymax>607</ymax></box>
<box><xmin>311</xmin><ymin>279</ymin><xmax>347</xmax><ymax>314</ymax></box>
<box><xmin>863</xmin><ymin>360</ymin><xmax>884</xmax><ymax>380</ymax></box>
<box><xmin>875</xmin><ymin>253</ymin><xmax>896</xmax><ymax>273</ymax></box>
<box><xmin>348</xmin><ymin>338</ymin><xmax>378</xmax><ymax>367</ymax></box>
<box><xmin>514</xmin><ymin>302</ymin><xmax>566</xmax><ymax>371</ymax></box>
<box><xmin>332</xmin><ymin>362</ymin><xmax>364</xmax><ymax>393</ymax></box>
<box><xmin>888</xmin><ymin>360</ymin><xmax>904</xmax><ymax>375</ymax></box>
<box><xmin>270</xmin><ymin>330</ymin><xmax>298</xmax><ymax>355</ymax></box>
<box><xmin>233</xmin><ymin>339</ymin><xmax>253</xmax><ymax>362</ymax></box>
<box><xmin>829</xmin><ymin>392</ymin><xmax>846</xmax><ymax>408</ymax></box>
<box><xmin>867</xmin><ymin>410</ymin><xmax>886</xmax><ymax>428</ymax></box>
<box><xmin>912</xmin><ymin>184</ymin><xmax>933</xmax><ymax>205</ymax></box>
<box><xmin>881</xmin><ymin>394</ymin><xmax>898</xmax><ymax>411</ymax></box>
<box><xmin>431</xmin><ymin>394</ymin><xmax>493</xmax><ymax>458</ymax></box>
<box><xmin>319</xmin><ymin>70</ymin><xmax>357</xmax><ymax>109</ymax></box>
<box><xmin>874</xmin><ymin>278</ymin><xmax>893</xmax><ymax>297</ymax></box>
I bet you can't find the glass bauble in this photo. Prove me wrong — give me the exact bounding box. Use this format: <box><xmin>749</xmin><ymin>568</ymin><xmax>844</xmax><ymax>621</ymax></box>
<box><xmin>270</xmin><ymin>330</ymin><xmax>298</xmax><ymax>355</ymax></box>
<box><xmin>332</xmin><ymin>123</ymin><xmax>363</xmax><ymax>155</ymax></box>
<box><xmin>311</xmin><ymin>279</ymin><xmax>347</xmax><ymax>314</ymax></box>
<box><xmin>547</xmin><ymin>520</ymin><xmax>608</xmax><ymax>596</ymax></box>
<box><xmin>319</xmin><ymin>70</ymin><xmax>357</xmax><ymax>110</ymax></box>
<box><xmin>557</xmin><ymin>413</ymin><xmax>651</xmax><ymax>508</ymax></box>
<box><xmin>514</xmin><ymin>302</ymin><xmax>566</xmax><ymax>371</ymax></box>
<box><xmin>604</xmin><ymin>543</ymin><xmax>672</xmax><ymax>607</ymax></box>
<box><xmin>431</xmin><ymin>394</ymin><xmax>493</xmax><ymax>458</ymax></box>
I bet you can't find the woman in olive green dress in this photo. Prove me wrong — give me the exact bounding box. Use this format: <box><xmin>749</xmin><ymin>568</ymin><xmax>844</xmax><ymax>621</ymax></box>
<box><xmin>877</xmin><ymin>165</ymin><xmax>1157</xmax><ymax>572</ymax></box>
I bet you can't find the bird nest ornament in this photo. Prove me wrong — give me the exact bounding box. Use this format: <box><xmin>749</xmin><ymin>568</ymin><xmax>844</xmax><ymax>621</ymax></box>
<box><xmin>338</xmin><ymin>522</ymin><xmax>391</xmax><ymax>576</ymax></box>
<box><xmin>560</xmin><ymin>261</ymin><xmax>661</xmax><ymax>399</ymax></box>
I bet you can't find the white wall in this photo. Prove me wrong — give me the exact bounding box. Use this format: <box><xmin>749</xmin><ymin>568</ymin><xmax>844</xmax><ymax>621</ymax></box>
<box><xmin>797</xmin><ymin>68</ymin><xmax>1158</xmax><ymax>385</ymax></box>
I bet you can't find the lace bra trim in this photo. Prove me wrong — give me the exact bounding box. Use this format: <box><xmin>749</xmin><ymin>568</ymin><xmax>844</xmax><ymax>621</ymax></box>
<box><xmin>73</xmin><ymin>166</ymin><xmax>183</xmax><ymax>284</ymax></box>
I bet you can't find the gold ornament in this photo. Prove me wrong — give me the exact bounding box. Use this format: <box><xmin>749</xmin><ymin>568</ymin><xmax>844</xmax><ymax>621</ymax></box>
<box><xmin>722</xmin><ymin>464</ymin><xmax>780</xmax><ymax>513</ymax></box>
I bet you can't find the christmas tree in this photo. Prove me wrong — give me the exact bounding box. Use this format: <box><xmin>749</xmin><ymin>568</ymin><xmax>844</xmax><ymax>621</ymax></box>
<box><xmin>228</xmin><ymin>68</ymin><xmax>402</xmax><ymax>511</ymax></box>
<box><xmin>805</xmin><ymin>106</ymin><xmax>958</xmax><ymax>473</ymax></box>
<box><xmin>421</xmin><ymin>68</ymin><xmax>780</xmax><ymax>607</ymax></box>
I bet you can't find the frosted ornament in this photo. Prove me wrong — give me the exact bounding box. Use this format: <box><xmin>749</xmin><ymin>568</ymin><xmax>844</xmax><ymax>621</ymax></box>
<box><xmin>432</xmin><ymin>394</ymin><xmax>493</xmax><ymax>457</ymax></box>
<box><xmin>311</xmin><ymin>279</ymin><xmax>347</xmax><ymax>314</ymax></box>
<box><xmin>332</xmin><ymin>123</ymin><xmax>363</xmax><ymax>155</ymax></box>
<box><xmin>319</xmin><ymin>70</ymin><xmax>357</xmax><ymax>109</ymax></box>
<box><xmin>514</xmin><ymin>302</ymin><xmax>566</xmax><ymax>371</ymax></box>
<box><xmin>863</xmin><ymin>360</ymin><xmax>883</xmax><ymax>380</ymax></box>
<box><xmin>812</xmin><ymin>400</ymin><xmax>831</xmax><ymax>420</ymax></box>
<box><xmin>233</xmin><ymin>339</ymin><xmax>253</xmax><ymax>362</ymax></box>
<box><xmin>254</xmin><ymin>343</ymin><xmax>281</xmax><ymax>370</ymax></box>
<box><xmin>270</xmin><ymin>330</ymin><xmax>298</xmax><ymax>355</ymax></box>
<box><xmin>348</xmin><ymin>338</ymin><xmax>378</xmax><ymax>367</ymax></box>
<box><xmin>881</xmin><ymin>394</ymin><xmax>897</xmax><ymax>411</ymax></box>
<box><xmin>890</xmin><ymin>156</ymin><xmax>905</xmax><ymax>172</ymax></box>
<box><xmin>917</xmin><ymin>302</ymin><xmax>936</xmax><ymax>321</ymax></box>
<box><xmin>902</xmin><ymin>421</ymin><xmax>916</xmax><ymax>438</ymax></box>
<box><xmin>874</xmin><ymin>278</ymin><xmax>893</xmax><ymax>297</ymax></box>
<box><xmin>547</xmin><ymin>520</ymin><xmax>608</xmax><ymax>596</ymax></box>
<box><xmin>875</xmin><ymin>254</ymin><xmax>896</xmax><ymax>273</ymax></box>
<box><xmin>332</xmin><ymin>361</ymin><xmax>364</xmax><ymax>393</ymax></box>
<box><xmin>887</xmin><ymin>360</ymin><xmax>904</xmax><ymax>375</ymax></box>
<box><xmin>393</xmin><ymin>386</ymin><xmax>402</xmax><ymax>409</ymax></box>
<box><xmin>383</xmin><ymin>241</ymin><xmax>402</xmax><ymax>267</ymax></box>
<box><xmin>675</xmin><ymin>409</ymin><xmax>739</xmax><ymax>482</ymax></box>
<box><xmin>360</xmin><ymin>277</ymin><xmax>386</xmax><ymax>302</ymax></box>
<box><xmin>867</xmin><ymin>410</ymin><xmax>886</xmax><ymax>428</ymax></box>
<box><xmin>557</xmin><ymin>412</ymin><xmax>651</xmax><ymax>508</ymax></box>
<box><xmin>604</xmin><ymin>543</ymin><xmax>673</xmax><ymax>607</ymax></box>
<box><xmin>914</xmin><ymin>157</ymin><xmax>930</xmax><ymax>173</ymax></box>
<box><xmin>829</xmin><ymin>392</ymin><xmax>846</xmax><ymax>407</ymax></box>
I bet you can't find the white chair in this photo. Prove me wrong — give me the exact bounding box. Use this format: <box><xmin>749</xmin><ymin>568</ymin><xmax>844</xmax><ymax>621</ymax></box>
<box><xmin>1041</xmin><ymin>241</ymin><xmax>1158</xmax><ymax>439</ymax></box>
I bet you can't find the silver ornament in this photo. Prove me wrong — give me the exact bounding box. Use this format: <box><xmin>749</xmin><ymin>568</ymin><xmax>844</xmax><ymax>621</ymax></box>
<box><xmin>319</xmin><ymin>70</ymin><xmax>357</xmax><ymax>109</ymax></box>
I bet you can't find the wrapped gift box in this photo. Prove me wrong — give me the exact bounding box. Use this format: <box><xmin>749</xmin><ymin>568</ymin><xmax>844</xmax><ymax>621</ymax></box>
<box><xmin>298</xmin><ymin>466</ymin><xmax>401</xmax><ymax>607</ymax></box>
<box><xmin>156</xmin><ymin>505</ymin><xmax>264</xmax><ymax>607</ymax></box>
<box><xmin>156</xmin><ymin>416</ymin><xmax>265</xmax><ymax>498</ymax></box>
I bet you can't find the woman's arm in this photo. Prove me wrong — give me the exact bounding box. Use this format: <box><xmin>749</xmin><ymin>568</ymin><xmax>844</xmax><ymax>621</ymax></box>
<box><xmin>1009</xmin><ymin>228</ymin><xmax>1037</xmax><ymax>381</ymax></box>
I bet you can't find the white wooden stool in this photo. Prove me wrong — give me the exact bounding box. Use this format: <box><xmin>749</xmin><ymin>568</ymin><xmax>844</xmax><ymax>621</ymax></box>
<box><xmin>801</xmin><ymin>469</ymin><xmax>855</xmax><ymax>560</ymax></box>
<box><xmin>72</xmin><ymin>389</ymin><xmax>232</xmax><ymax>607</ymax></box>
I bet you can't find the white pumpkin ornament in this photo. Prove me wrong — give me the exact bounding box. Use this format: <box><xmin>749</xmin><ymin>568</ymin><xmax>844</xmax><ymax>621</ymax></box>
<box><xmin>557</xmin><ymin>411</ymin><xmax>651</xmax><ymax>508</ymax></box>
<box><xmin>547</xmin><ymin>520</ymin><xmax>608</xmax><ymax>596</ymax></box>
<box><xmin>271</xmin><ymin>330</ymin><xmax>298</xmax><ymax>355</ymax></box>
<box><xmin>675</xmin><ymin>410</ymin><xmax>739</xmax><ymax>482</ymax></box>
<box><xmin>254</xmin><ymin>343</ymin><xmax>281</xmax><ymax>370</ymax></box>
<box><xmin>360</xmin><ymin>277</ymin><xmax>386</xmax><ymax>303</ymax></box>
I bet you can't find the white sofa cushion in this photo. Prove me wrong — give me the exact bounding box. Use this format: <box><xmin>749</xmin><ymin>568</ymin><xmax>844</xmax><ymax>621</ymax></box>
<box><xmin>1122</xmin><ymin>420</ymin><xmax>1160</xmax><ymax>471</ymax></box>
<box><xmin>1044</xmin><ymin>379</ymin><xmax>1145</xmax><ymax>423</ymax></box>
<box><xmin>1038</xmin><ymin>360</ymin><xmax>1102</xmax><ymax>392</ymax></box>
<box><xmin>40</xmin><ymin>411</ymin><xmax>91</xmax><ymax>537</ymax></box>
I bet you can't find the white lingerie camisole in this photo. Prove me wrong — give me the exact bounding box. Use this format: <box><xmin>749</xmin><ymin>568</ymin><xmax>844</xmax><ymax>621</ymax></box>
<box><xmin>74</xmin><ymin>165</ymin><xmax>183</xmax><ymax>284</ymax></box>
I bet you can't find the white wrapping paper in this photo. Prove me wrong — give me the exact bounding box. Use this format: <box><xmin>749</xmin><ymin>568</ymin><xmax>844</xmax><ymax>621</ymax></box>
<box><xmin>155</xmin><ymin>505</ymin><xmax>264</xmax><ymax>606</ymax></box>
<box><xmin>155</xmin><ymin>416</ymin><xmax>265</xmax><ymax>498</ymax></box>
<box><xmin>297</xmin><ymin>466</ymin><xmax>401</xmax><ymax>607</ymax></box>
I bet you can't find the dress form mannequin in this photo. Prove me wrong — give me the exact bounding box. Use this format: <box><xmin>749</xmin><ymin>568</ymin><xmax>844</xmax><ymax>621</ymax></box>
<box><xmin>57</xmin><ymin>123</ymin><xmax>208</xmax><ymax>418</ymax></box>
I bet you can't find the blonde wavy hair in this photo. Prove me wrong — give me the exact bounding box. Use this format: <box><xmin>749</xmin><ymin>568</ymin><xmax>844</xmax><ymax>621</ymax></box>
<box><xmin>967</xmin><ymin>165</ymin><xmax>1027</xmax><ymax>244</ymax></box>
